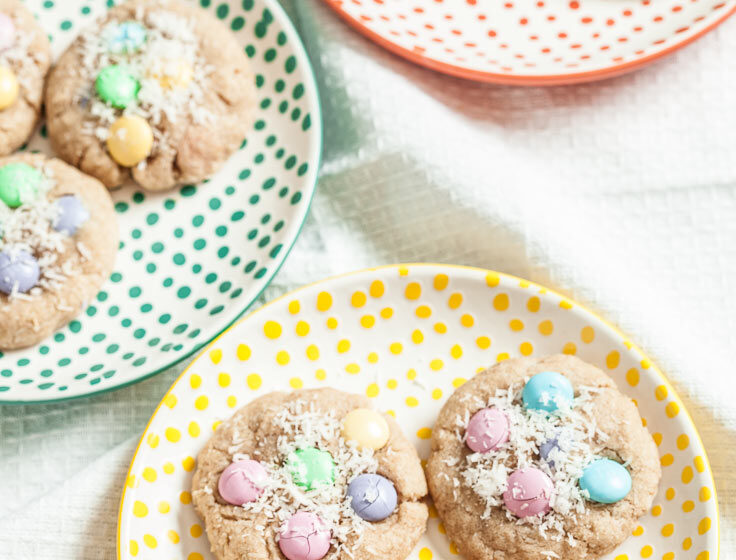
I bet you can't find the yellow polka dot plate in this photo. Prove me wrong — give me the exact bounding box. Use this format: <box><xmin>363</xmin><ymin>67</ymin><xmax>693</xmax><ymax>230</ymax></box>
<box><xmin>118</xmin><ymin>264</ymin><xmax>719</xmax><ymax>560</ymax></box>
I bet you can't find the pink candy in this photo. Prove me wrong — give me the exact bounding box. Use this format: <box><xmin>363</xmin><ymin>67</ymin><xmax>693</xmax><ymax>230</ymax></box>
<box><xmin>218</xmin><ymin>459</ymin><xmax>268</xmax><ymax>506</ymax></box>
<box><xmin>279</xmin><ymin>511</ymin><xmax>332</xmax><ymax>560</ymax></box>
<box><xmin>465</xmin><ymin>407</ymin><xmax>509</xmax><ymax>453</ymax></box>
<box><xmin>0</xmin><ymin>14</ymin><xmax>15</xmax><ymax>51</ymax></box>
<box><xmin>503</xmin><ymin>467</ymin><xmax>554</xmax><ymax>517</ymax></box>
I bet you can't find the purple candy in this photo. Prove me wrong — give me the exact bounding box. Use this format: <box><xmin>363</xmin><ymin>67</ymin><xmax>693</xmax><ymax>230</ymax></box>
<box><xmin>347</xmin><ymin>473</ymin><xmax>397</xmax><ymax>522</ymax></box>
<box><xmin>0</xmin><ymin>14</ymin><xmax>15</xmax><ymax>51</ymax></box>
<box><xmin>540</xmin><ymin>437</ymin><xmax>560</xmax><ymax>468</ymax></box>
<box><xmin>53</xmin><ymin>195</ymin><xmax>89</xmax><ymax>235</ymax></box>
<box><xmin>0</xmin><ymin>249</ymin><xmax>39</xmax><ymax>294</ymax></box>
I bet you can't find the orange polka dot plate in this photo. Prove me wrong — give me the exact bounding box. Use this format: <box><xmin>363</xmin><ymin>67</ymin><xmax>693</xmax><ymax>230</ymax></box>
<box><xmin>323</xmin><ymin>0</ymin><xmax>736</xmax><ymax>85</ymax></box>
<box><xmin>117</xmin><ymin>264</ymin><xmax>719</xmax><ymax>560</ymax></box>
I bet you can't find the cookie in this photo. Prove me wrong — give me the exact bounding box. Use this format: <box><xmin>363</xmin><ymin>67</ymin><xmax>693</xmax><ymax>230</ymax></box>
<box><xmin>0</xmin><ymin>0</ymin><xmax>51</xmax><ymax>155</ymax></box>
<box><xmin>45</xmin><ymin>0</ymin><xmax>256</xmax><ymax>191</ymax></box>
<box><xmin>0</xmin><ymin>153</ymin><xmax>118</xmax><ymax>349</ymax></box>
<box><xmin>426</xmin><ymin>355</ymin><xmax>661</xmax><ymax>560</ymax></box>
<box><xmin>192</xmin><ymin>388</ymin><xmax>429</xmax><ymax>560</ymax></box>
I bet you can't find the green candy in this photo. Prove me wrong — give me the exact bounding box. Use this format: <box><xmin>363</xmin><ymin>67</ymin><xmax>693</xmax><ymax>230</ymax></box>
<box><xmin>95</xmin><ymin>65</ymin><xmax>140</xmax><ymax>109</ymax></box>
<box><xmin>0</xmin><ymin>163</ymin><xmax>43</xmax><ymax>208</ymax></box>
<box><xmin>287</xmin><ymin>447</ymin><xmax>335</xmax><ymax>490</ymax></box>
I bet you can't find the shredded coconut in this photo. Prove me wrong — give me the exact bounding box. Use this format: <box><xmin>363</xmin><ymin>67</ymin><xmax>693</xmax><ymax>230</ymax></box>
<box><xmin>0</xmin><ymin>21</ymin><xmax>40</xmax><ymax>91</ymax></box>
<box><xmin>461</xmin><ymin>383</ymin><xmax>609</xmax><ymax>544</ymax></box>
<box><xmin>76</xmin><ymin>5</ymin><xmax>214</xmax><ymax>157</ymax></box>
<box><xmin>0</xmin><ymin>165</ymin><xmax>81</xmax><ymax>300</ymax></box>
<box><xmin>233</xmin><ymin>401</ymin><xmax>382</xmax><ymax>558</ymax></box>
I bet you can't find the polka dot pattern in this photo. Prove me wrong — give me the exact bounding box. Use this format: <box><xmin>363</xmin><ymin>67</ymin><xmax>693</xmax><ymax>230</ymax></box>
<box><xmin>119</xmin><ymin>265</ymin><xmax>718</xmax><ymax>560</ymax></box>
<box><xmin>0</xmin><ymin>0</ymin><xmax>320</xmax><ymax>403</ymax></box>
<box><xmin>324</xmin><ymin>0</ymin><xmax>736</xmax><ymax>84</ymax></box>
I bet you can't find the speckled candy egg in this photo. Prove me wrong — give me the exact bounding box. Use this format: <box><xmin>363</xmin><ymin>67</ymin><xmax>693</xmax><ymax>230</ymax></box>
<box><xmin>0</xmin><ymin>163</ymin><xmax>41</xmax><ymax>208</ymax></box>
<box><xmin>522</xmin><ymin>371</ymin><xmax>574</xmax><ymax>413</ymax></box>
<box><xmin>0</xmin><ymin>13</ymin><xmax>16</xmax><ymax>51</ymax></box>
<box><xmin>107</xmin><ymin>21</ymin><xmax>146</xmax><ymax>54</ymax></box>
<box><xmin>278</xmin><ymin>511</ymin><xmax>332</xmax><ymax>560</ymax></box>
<box><xmin>95</xmin><ymin>65</ymin><xmax>140</xmax><ymax>109</ymax></box>
<box><xmin>53</xmin><ymin>195</ymin><xmax>90</xmax><ymax>235</ymax></box>
<box><xmin>347</xmin><ymin>473</ymin><xmax>397</xmax><ymax>522</ymax></box>
<box><xmin>217</xmin><ymin>459</ymin><xmax>268</xmax><ymax>506</ymax></box>
<box><xmin>342</xmin><ymin>408</ymin><xmax>390</xmax><ymax>450</ymax></box>
<box><xmin>503</xmin><ymin>467</ymin><xmax>554</xmax><ymax>518</ymax></box>
<box><xmin>287</xmin><ymin>447</ymin><xmax>336</xmax><ymax>491</ymax></box>
<box><xmin>579</xmin><ymin>458</ymin><xmax>632</xmax><ymax>504</ymax></box>
<box><xmin>465</xmin><ymin>407</ymin><xmax>509</xmax><ymax>453</ymax></box>
<box><xmin>0</xmin><ymin>65</ymin><xmax>17</xmax><ymax>110</ymax></box>
<box><xmin>0</xmin><ymin>249</ymin><xmax>40</xmax><ymax>294</ymax></box>
<box><xmin>106</xmin><ymin>115</ymin><xmax>153</xmax><ymax>167</ymax></box>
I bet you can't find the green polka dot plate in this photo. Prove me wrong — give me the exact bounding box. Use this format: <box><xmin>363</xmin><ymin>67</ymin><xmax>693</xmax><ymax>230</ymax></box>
<box><xmin>117</xmin><ymin>264</ymin><xmax>719</xmax><ymax>560</ymax></box>
<box><xmin>0</xmin><ymin>0</ymin><xmax>321</xmax><ymax>403</ymax></box>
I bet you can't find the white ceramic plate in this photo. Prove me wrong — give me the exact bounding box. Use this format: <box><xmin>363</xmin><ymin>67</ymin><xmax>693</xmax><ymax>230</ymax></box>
<box><xmin>324</xmin><ymin>0</ymin><xmax>736</xmax><ymax>85</ymax></box>
<box><xmin>0</xmin><ymin>0</ymin><xmax>321</xmax><ymax>403</ymax></box>
<box><xmin>118</xmin><ymin>264</ymin><xmax>719</xmax><ymax>560</ymax></box>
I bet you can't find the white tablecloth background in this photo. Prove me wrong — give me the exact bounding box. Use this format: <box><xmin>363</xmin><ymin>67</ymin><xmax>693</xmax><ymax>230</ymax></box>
<box><xmin>1</xmin><ymin>0</ymin><xmax>735</xmax><ymax>557</ymax></box>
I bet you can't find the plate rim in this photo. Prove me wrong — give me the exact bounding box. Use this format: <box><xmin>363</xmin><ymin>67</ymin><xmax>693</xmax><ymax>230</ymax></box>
<box><xmin>322</xmin><ymin>0</ymin><xmax>736</xmax><ymax>86</ymax></box>
<box><xmin>0</xmin><ymin>0</ymin><xmax>324</xmax><ymax>406</ymax></box>
<box><xmin>115</xmin><ymin>262</ymin><xmax>721</xmax><ymax>560</ymax></box>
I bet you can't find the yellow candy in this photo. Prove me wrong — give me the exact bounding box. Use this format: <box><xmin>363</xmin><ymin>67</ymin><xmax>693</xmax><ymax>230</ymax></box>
<box><xmin>150</xmin><ymin>59</ymin><xmax>193</xmax><ymax>90</ymax></box>
<box><xmin>107</xmin><ymin>115</ymin><xmax>153</xmax><ymax>167</ymax></box>
<box><xmin>342</xmin><ymin>408</ymin><xmax>390</xmax><ymax>450</ymax></box>
<box><xmin>0</xmin><ymin>66</ymin><xmax>19</xmax><ymax>110</ymax></box>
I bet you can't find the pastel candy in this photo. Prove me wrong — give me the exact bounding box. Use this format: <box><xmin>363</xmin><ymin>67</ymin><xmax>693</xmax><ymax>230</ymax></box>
<box><xmin>95</xmin><ymin>65</ymin><xmax>140</xmax><ymax>109</ymax></box>
<box><xmin>287</xmin><ymin>447</ymin><xmax>335</xmax><ymax>490</ymax></box>
<box><xmin>342</xmin><ymin>408</ymin><xmax>390</xmax><ymax>450</ymax></box>
<box><xmin>0</xmin><ymin>250</ymin><xmax>40</xmax><ymax>294</ymax></box>
<box><xmin>108</xmin><ymin>21</ymin><xmax>146</xmax><ymax>54</ymax></box>
<box><xmin>579</xmin><ymin>458</ymin><xmax>631</xmax><ymax>504</ymax></box>
<box><xmin>53</xmin><ymin>195</ymin><xmax>90</xmax><ymax>235</ymax></box>
<box><xmin>279</xmin><ymin>511</ymin><xmax>331</xmax><ymax>560</ymax></box>
<box><xmin>503</xmin><ymin>467</ymin><xmax>554</xmax><ymax>517</ymax></box>
<box><xmin>0</xmin><ymin>13</ymin><xmax>16</xmax><ymax>51</ymax></box>
<box><xmin>0</xmin><ymin>163</ymin><xmax>42</xmax><ymax>208</ymax></box>
<box><xmin>0</xmin><ymin>65</ymin><xmax>18</xmax><ymax>110</ymax></box>
<box><xmin>465</xmin><ymin>407</ymin><xmax>509</xmax><ymax>453</ymax></box>
<box><xmin>522</xmin><ymin>371</ymin><xmax>574</xmax><ymax>413</ymax></box>
<box><xmin>539</xmin><ymin>436</ymin><xmax>561</xmax><ymax>468</ymax></box>
<box><xmin>151</xmin><ymin>58</ymin><xmax>193</xmax><ymax>90</ymax></box>
<box><xmin>218</xmin><ymin>459</ymin><xmax>268</xmax><ymax>505</ymax></box>
<box><xmin>107</xmin><ymin>115</ymin><xmax>153</xmax><ymax>167</ymax></box>
<box><xmin>347</xmin><ymin>473</ymin><xmax>397</xmax><ymax>522</ymax></box>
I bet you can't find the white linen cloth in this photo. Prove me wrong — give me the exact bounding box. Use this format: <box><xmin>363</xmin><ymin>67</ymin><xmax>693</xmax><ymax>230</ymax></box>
<box><xmin>1</xmin><ymin>0</ymin><xmax>735</xmax><ymax>556</ymax></box>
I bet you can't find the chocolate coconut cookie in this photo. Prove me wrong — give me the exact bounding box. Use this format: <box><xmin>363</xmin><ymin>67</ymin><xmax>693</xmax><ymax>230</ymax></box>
<box><xmin>192</xmin><ymin>388</ymin><xmax>428</xmax><ymax>560</ymax></box>
<box><xmin>0</xmin><ymin>0</ymin><xmax>51</xmax><ymax>155</ymax></box>
<box><xmin>426</xmin><ymin>355</ymin><xmax>661</xmax><ymax>560</ymax></box>
<box><xmin>0</xmin><ymin>153</ymin><xmax>117</xmax><ymax>349</ymax></box>
<box><xmin>45</xmin><ymin>0</ymin><xmax>256</xmax><ymax>191</ymax></box>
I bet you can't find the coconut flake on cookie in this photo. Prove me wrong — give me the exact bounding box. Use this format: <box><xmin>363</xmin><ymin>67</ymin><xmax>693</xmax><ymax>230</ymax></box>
<box><xmin>77</xmin><ymin>5</ymin><xmax>213</xmax><ymax>157</ymax></box>
<box><xmin>227</xmin><ymin>400</ymin><xmax>387</xmax><ymax>559</ymax></box>
<box><xmin>461</xmin><ymin>383</ymin><xmax>610</xmax><ymax>544</ymax></box>
<box><xmin>0</xmin><ymin>164</ymin><xmax>88</xmax><ymax>299</ymax></box>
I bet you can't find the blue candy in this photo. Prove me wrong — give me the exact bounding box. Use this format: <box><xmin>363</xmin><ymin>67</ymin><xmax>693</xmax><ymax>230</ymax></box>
<box><xmin>522</xmin><ymin>371</ymin><xmax>574</xmax><ymax>413</ymax></box>
<box><xmin>347</xmin><ymin>473</ymin><xmax>397</xmax><ymax>522</ymax></box>
<box><xmin>0</xmin><ymin>249</ymin><xmax>39</xmax><ymax>294</ymax></box>
<box><xmin>108</xmin><ymin>21</ymin><xmax>146</xmax><ymax>54</ymax></box>
<box><xmin>53</xmin><ymin>195</ymin><xmax>90</xmax><ymax>235</ymax></box>
<box><xmin>579</xmin><ymin>458</ymin><xmax>632</xmax><ymax>504</ymax></box>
